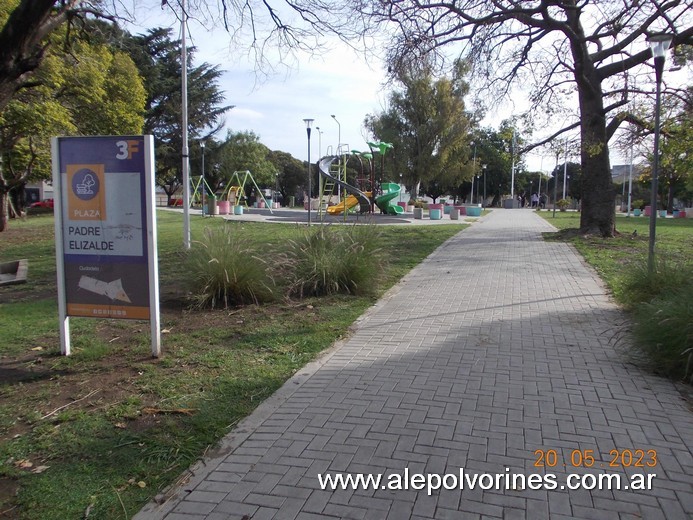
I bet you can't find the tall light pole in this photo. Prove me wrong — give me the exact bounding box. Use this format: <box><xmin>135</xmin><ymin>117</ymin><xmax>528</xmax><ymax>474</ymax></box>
<box><xmin>180</xmin><ymin>0</ymin><xmax>191</xmax><ymax>248</ymax></box>
<box><xmin>304</xmin><ymin>118</ymin><xmax>314</xmax><ymax>225</ymax></box>
<box><xmin>200</xmin><ymin>140</ymin><xmax>205</xmax><ymax>217</ymax></box>
<box><xmin>331</xmin><ymin>115</ymin><xmax>341</xmax><ymax>152</ymax></box>
<box><xmin>315</xmin><ymin>126</ymin><xmax>323</xmax><ymax>159</ymax></box>
<box><xmin>647</xmin><ymin>32</ymin><xmax>673</xmax><ymax>273</ymax></box>
<box><xmin>510</xmin><ymin>131</ymin><xmax>516</xmax><ymax>203</ymax></box>
<box><xmin>553</xmin><ymin>150</ymin><xmax>559</xmax><ymax>218</ymax></box>
<box><xmin>482</xmin><ymin>164</ymin><xmax>487</xmax><ymax>207</ymax></box>
<box><xmin>471</xmin><ymin>141</ymin><xmax>477</xmax><ymax>203</ymax></box>
<box><xmin>562</xmin><ymin>138</ymin><xmax>568</xmax><ymax>200</ymax></box>
<box><xmin>331</xmin><ymin>115</ymin><xmax>341</xmax><ymax>198</ymax></box>
<box><xmin>399</xmin><ymin>173</ymin><xmax>403</xmax><ymax>203</ymax></box>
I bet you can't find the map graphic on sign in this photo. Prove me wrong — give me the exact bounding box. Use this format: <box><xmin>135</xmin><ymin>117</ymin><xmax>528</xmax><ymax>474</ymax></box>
<box><xmin>78</xmin><ymin>275</ymin><xmax>132</xmax><ymax>303</ymax></box>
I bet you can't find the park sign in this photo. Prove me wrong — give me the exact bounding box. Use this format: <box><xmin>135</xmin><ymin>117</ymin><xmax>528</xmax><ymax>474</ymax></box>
<box><xmin>51</xmin><ymin>136</ymin><xmax>160</xmax><ymax>357</ymax></box>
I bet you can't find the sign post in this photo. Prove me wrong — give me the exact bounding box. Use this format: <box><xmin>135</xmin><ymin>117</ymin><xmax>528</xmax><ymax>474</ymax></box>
<box><xmin>52</xmin><ymin>136</ymin><xmax>160</xmax><ymax>357</ymax></box>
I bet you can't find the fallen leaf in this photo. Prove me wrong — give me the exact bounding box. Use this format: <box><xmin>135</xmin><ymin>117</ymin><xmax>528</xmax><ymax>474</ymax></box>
<box><xmin>30</xmin><ymin>346</ymin><xmax>44</xmax><ymax>351</ymax></box>
<box><xmin>161</xmin><ymin>328</ymin><xmax>172</xmax><ymax>334</ymax></box>
<box><xmin>137</xmin><ymin>481</ymin><xmax>146</xmax><ymax>488</ymax></box>
<box><xmin>31</xmin><ymin>465</ymin><xmax>50</xmax><ymax>474</ymax></box>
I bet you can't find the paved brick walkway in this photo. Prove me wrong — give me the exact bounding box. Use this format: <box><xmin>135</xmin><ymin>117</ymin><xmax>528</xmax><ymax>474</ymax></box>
<box><xmin>136</xmin><ymin>209</ymin><xmax>693</xmax><ymax>520</ymax></box>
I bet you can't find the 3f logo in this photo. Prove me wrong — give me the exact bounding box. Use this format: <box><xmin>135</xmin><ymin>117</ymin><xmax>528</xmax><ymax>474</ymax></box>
<box><xmin>115</xmin><ymin>140</ymin><xmax>141</xmax><ymax>160</ymax></box>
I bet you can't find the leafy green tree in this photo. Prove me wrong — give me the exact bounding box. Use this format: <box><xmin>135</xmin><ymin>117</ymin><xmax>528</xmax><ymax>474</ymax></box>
<box><xmin>267</xmin><ymin>150</ymin><xmax>304</xmax><ymax>203</ymax></box>
<box><xmin>365</xmin><ymin>61</ymin><xmax>471</xmax><ymax>200</ymax></box>
<box><xmin>219</xmin><ymin>130</ymin><xmax>274</xmax><ymax>187</ymax></box>
<box><xmin>0</xmin><ymin>30</ymin><xmax>145</xmax><ymax>230</ymax></box>
<box><xmin>658</xmin><ymin>89</ymin><xmax>693</xmax><ymax>210</ymax></box>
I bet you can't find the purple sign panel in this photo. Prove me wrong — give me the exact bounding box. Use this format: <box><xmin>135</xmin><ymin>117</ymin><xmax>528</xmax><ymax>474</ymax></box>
<box><xmin>56</xmin><ymin>136</ymin><xmax>153</xmax><ymax>319</ymax></box>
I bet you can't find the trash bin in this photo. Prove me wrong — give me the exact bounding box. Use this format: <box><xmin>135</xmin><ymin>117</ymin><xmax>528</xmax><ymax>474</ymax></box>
<box><xmin>208</xmin><ymin>194</ymin><xmax>218</xmax><ymax>215</ymax></box>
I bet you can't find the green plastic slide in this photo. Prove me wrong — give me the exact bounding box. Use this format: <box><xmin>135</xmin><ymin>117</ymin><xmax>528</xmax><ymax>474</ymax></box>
<box><xmin>375</xmin><ymin>183</ymin><xmax>404</xmax><ymax>215</ymax></box>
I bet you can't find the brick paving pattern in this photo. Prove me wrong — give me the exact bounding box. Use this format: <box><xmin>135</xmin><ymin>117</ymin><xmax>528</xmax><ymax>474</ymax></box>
<box><xmin>136</xmin><ymin>209</ymin><xmax>693</xmax><ymax>520</ymax></box>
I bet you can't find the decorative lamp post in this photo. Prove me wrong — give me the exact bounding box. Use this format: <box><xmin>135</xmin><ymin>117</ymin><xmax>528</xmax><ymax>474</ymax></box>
<box><xmin>482</xmin><ymin>164</ymin><xmax>487</xmax><ymax>207</ymax></box>
<box><xmin>471</xmin><ymin>141</ymin><xmax>477</xmax><ymax>203</ymax></box>
<box><xmin>647</xmin><ymin>32</ymin><xmax>673</xmax><ymax>273</ymax></box>
<box><xmin>529</xmin><ymin>180</ymin><xmax>533</xmax><ymax>207</ymax></box>
<box><xmin>303</xmin><ymin>118</ymin><xmax>314</xmax><ymax>225</ymax></box>
<box><xmin>330</xmin><ymin>115</ymin><xmax>341</xmax><ymax>152</ymax></box>
<box><xmin>315</xmin><ymin>127</ymin><xmax>323</xmax><ymax>159</ymax></box>
<box><xmin>331</xmin><ymin>115</ymin><xmax>341</xmax><ymax>198</ymax></box>
<box><xmin>200</xmin><ymin>140</ymin><xmax>205</xmax><ymax>217</ymax></box>
<box><xmin>399</xmin><ymin>173</ymin><xmax>403</xmax><ymax>203</ymax></box>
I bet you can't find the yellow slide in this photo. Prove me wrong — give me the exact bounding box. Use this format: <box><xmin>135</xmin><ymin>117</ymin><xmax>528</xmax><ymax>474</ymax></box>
<box><xmin>326</xmin><ymin>193</ymin><xmax>371</xmax><ymax>215</ymax></box>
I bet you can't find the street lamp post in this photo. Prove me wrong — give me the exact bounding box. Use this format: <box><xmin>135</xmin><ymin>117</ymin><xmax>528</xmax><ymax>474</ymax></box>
<box><xmin>200</xmin><ymin>140</ymin><xmax>205</xmax><ymax>217</ymax></box>
<box><xmin>553</xmin><ymin>150</ymin><xmax>559</xmax><ymax>218</ymax></box>
<box><xmin>562</xmin><ymin>138</ymin><xmax>568</xmax><ymax>200</ymax></box>
<box><xmin>399</xmin><ymin>173</ymin><xmax>403</xmax><ymax>203</ymax></box>
<box><xmin>331</xmin><ymin>115</ymin><xmax>341</xmax><ymax>198</ymax></box>
<box><xmin>303</xmin><ymin>118</ymin><xmax>314</xmax><ymax>225</ymax></box>
<box><xmin>470</xmin><ymin>141</ymin><xmax>477</xmax><ymax>203</ymax></box>
<box><xmin>315</xmin><ymin>127</ymin><xmax>323</xmax><ymax>159</ymax></box>
<box><xmin>647</xmin><ymin>32</ymin><xmax>673</xmax><ymax>273</ymax></box>
<box><xmin>482</xmin><ymin>164</ymin><xmax>487</xmax><ymax>207</ymax></box>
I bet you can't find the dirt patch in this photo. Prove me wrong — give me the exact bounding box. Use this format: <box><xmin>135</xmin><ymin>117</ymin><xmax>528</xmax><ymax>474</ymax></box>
<box><xmin>0</xmin><ymin>477</ymin><xmax>19</xmax><ymax>519</ymax></box>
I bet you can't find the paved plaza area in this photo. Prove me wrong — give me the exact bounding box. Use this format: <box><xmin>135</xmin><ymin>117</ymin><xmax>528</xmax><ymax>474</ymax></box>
<box><xmin>137</xmin><ymin>209</ymin><xmax>693</xmax><ymax>520</ymax></box>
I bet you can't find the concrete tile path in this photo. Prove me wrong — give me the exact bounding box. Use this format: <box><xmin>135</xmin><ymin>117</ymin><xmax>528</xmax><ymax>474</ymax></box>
<box><xmin>136</xmin><ymin>209</ymin><xmax>693</xmax><ymax>520</ymax></box>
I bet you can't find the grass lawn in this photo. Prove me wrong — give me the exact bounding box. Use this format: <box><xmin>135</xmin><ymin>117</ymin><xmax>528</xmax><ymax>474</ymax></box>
<box><xmin>538</xmin><ymin>211</ymin><xmax>693</xmax><ymax>304</ymax></box>
<box><xmin>0</xmin><ymin>211</ymin><xmax>463</xmax><ymax>520</ymax></box>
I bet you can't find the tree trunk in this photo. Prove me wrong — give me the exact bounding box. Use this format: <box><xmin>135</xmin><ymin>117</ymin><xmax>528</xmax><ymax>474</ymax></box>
<box><xmin>0</xmin><ymin>191</ymin><xmax>8</xmax><ymax>232</ymax></box>
<box><xmin>566</xmin><ymin>10</ymin><xmax>616</xmax><ymax>237</ymax></box>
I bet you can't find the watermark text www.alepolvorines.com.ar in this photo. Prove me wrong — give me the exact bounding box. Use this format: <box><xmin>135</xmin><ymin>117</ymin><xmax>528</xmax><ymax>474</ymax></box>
<box><xmin>318</xmin><ymin>468</ymin><xmax>657</xmax><ymax>496</ymax></box>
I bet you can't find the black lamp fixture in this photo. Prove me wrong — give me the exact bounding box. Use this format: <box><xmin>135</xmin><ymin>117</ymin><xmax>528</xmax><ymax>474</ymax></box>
<box><xmin>303</xmin><ymin>118</ymin><xmax>314</xmax><ymax>225</ymax></box>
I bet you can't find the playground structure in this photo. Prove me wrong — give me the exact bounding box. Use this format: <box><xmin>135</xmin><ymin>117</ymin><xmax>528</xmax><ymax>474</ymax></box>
<box><xmin>190</xmin><ymin>176</ymin><xmax>215</xmax><ymax>208</ymax></box>
<box><xmin>316</xmin><ymin>141</ymin><xmax>403</xmax><ymax>220</ymax></box>
<box><xmin>219</xmin><ymin>170</ymin><xmax>273</xmax><ymax>213</ymax></box>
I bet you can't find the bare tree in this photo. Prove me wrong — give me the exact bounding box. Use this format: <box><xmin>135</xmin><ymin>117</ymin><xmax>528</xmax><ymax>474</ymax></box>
<box><xmin>348</xmin><ymin>0</ymin><xmax>693</xmax><ymax>236</ymax></box>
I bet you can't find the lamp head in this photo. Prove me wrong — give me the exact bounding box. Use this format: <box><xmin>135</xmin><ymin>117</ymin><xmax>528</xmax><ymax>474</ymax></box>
<box><xmin>303</xmin><ymin>118</ymin><xmax>314</xmax><ymax>129</ymax></box>
<box><xmin>647</xmin><ymin>33</ymin><xmax>673</xmax><ymax>59</ymax></box>
<box><xmin>200</xmin><ymin>140</ymin><xmax>205</xmax><ymax>149</ymax></box>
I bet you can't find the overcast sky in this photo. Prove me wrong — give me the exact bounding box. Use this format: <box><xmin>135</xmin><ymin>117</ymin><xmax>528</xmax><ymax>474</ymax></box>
<box><xmin>127</xmin><ymin>3</ymin><xmax>392</xmax><ymax>166</ymax></box>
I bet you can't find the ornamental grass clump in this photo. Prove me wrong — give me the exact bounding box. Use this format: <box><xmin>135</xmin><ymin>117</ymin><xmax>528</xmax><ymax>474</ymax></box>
<box><xmin>620</xmin><ymin>259</ymin><xmax>691</xmax><ymax>308</ymax></box>
<box><xmin>623</xmin><ymin>260</ymin><xmax>693</xmax><ymax>381</ymax></box>
<box><xmin>632</xmin><ymin>288</ymin><xmax>693</xmax><ymax>382</ymax></box>
<box><xmin>185</xmin><ymin>226</ymin><xmax>274</xmax><ymax>308</ymax></box>
<box><xmin>285</xmin><ymin>224</ymin><xmax>386</xmax><ymax>297</ymax></box>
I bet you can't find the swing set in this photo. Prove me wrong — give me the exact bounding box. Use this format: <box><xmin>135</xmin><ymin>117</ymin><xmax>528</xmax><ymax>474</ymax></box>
<box><xmin>219</xmin><ymin>170</ymin><xmax>273</xmax><ymax>212</ymax></box>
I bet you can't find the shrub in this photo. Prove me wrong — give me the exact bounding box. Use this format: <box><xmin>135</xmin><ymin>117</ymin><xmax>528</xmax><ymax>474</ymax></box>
<box><xmin>284</xmin><ymin>225</ymin><xmax>386</xmax><ymax>297</ymax></box>
<box><xmin>631</xmin><ymin>199</ymin><xmax>645</xmax><ymax>211</ymax></box>
<box><xmin>185</xmin><ymin>225</ymin><xmax>274</xmax><ymax>308</ymax></box>
<box><xmin>632</xmin><ymin>288</ymin><xmax>693</xmax><ymax>381</ymax></box>
<box><xmin>556</xmin><ymin>198</ymin><xmax>570</xmax><ymax>211</ymax></box>
<box><xmin>620</xmin><ymin>260</ymin><xmax>693</xmax><ymax>308</ymax></box>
